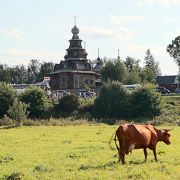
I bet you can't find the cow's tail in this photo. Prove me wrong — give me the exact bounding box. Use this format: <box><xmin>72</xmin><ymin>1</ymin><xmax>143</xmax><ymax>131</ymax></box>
<box><xmin>109</xmin><ymin>130</ymin><xmax>119</xmax><ymax>151</ymax></box>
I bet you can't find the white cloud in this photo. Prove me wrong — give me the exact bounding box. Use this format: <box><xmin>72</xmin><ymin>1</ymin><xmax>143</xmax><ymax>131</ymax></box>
<box><xmin>81</xmin><ymin>26</ymin><xmax>137</xmax><ymax>40</ymax></box>
<box><xmin>0</xmin><ymin>49</ymin><xmax>62</xmax><ymax>66</ymax></box>
<box><xmin>109</xmin><ymin>15</ymin><xmax>145</xmax><ymax>24</ymax></box>
<box><xmin>164</xmin><ymin>17</ymin><xmax>177</xmax><ymax>23</ymax></box>
<box><xmin>5</xmin><ymin>29</ymin><xmax>25</xmax><ymax>41</ymax></box>
<box><xmin>5</xmin><ymin>49</ymin><xmax>59</xmax><ymax>58</ymax></box>
<box><xmin>137</xmin><ymin>0</ymin><xmax>180</xmax><ymax>6</ymax></box>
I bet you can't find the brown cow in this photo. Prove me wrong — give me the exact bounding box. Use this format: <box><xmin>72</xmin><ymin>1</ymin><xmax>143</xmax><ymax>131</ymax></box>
<box><xmin>114</xmin><ymin>124</ymin><xmax>171</xmax><ymax>164</ymax></box>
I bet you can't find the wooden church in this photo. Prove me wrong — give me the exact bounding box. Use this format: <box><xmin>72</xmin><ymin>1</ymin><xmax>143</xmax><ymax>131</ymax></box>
<box><xmin>49</xmin><ymin>23</ymin><xmax>103</xmax><ymax>93</ymax></box>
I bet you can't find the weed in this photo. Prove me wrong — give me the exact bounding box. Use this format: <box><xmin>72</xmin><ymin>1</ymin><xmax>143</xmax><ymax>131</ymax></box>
<box><xmin>79</xmin><ymin>161</ymin><xmax>117</xmax><ymax>171</ymax></box>
<box><xmin>158</xmin><ymin>150</ymin><xmax>166</xmax><ymax>155</ymax></box>
<box><xmin>127</xmin><ymin>173</ymin><xmax>143</xmax><ymax>179</ymax></box>
<box><xmin>4</xmin><ymin>171</ymin><xmax>24</xmax><ymax>180</ymax></box>
<box><xmin>34</xmin><ymin>165</ymin><xmax>48</xmax><ymax>172</ymax></box>
<box><xmin>61</xmin><ymin>140</ymin><xmax>72</xmax><ymax>144</ymax></box>
<box><xmin>66</xmin><ymin>153</ymin><xmax>80</xmax><ymax>159</ymax></box>
<box><xmin>0</xmin><ymin>155</ymin><xmax>13</xmax><ymax>163</ymax></box>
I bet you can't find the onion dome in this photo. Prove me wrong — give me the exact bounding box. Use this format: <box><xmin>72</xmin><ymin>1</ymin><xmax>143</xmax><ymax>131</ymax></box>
<box><xmin>71</xmin><ymin>25</ymin><xmax>79</xmax><ymax>39</ymax></box>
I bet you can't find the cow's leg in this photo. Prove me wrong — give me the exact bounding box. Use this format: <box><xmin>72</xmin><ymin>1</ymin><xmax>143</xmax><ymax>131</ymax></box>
<box><xmin>121</xmin><ymin>150</ymin><xmax>125</xmax><ymax>164</ymax></box>
<box><xmin>117</xmin><ymin>139</ymin><xmax>122</xmax><ymax>163</ymax></box>
<box><xmin>152</xmin><ymin>147</ymin><xmax>157</xmax><ymax>162</ymax></box>
<box><xmin>143</xmin><ymin>148</ymin><xmax>147</xmax><ymax>161</ymax></box>
<box><xmin>118</xmin><ymin>148</ymin><xmax>121</xmax><ymax>163</ymax></box>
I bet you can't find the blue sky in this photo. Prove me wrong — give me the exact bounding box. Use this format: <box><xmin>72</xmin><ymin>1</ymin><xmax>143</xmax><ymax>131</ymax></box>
<box><xmin>0</xmin><ymin>0</ymin><xmax>180</xmax><ymax>75</ymax></box>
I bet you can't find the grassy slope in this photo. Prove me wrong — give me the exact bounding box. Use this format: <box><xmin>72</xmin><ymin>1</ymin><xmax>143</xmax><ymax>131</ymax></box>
<box><xmin>150</xmin><ymin>95</ymin><xmax>180</xmax><ymax>125</ymax></box>
<box><xmin>0</xmin><ymin>125</ymin><xmax>180</xmax><ymax>179</ymax></box>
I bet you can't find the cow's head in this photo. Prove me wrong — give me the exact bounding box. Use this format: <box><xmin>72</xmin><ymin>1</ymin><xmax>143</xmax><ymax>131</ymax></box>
<box><xmin>161</xmin><ymin>129</ymin><xmax>171</xmax><ymax>145</ymax></box>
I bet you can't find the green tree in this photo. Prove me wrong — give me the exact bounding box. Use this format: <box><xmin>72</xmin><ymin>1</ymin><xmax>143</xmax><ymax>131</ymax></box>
<box><xmin>130</xmin><ymin>86</ymin><xmax>162</xmax><ymax>118</ymax></box>
<box><xmin>20</xmin><ymin>86</ymin><xmax>51</xmax><ymax>118</ymax></box>
<box><xmin>126</xmin><ymin>70</ymin><xmax>141</xmax><ymax>85</ymax></box>
<box><xmin>93</xmin><ymin>81</ymin><xmax>129</xmax><ymax>122</ymax></box>
<box><xmin>27</xmin><ymin>59</ymin><xmax>40</xmax><ymax>83</ymax></box>
<box><xmin>167</xmin><ymin>36</ymin><xmax>180</xmax><ymax>71</ymax></box>
<box><xmin>0</xmin><ymin>64</ymin><xmax>12</xmax><ymax>83</ymax></box>
<box><xmin>101</xmin><ymin>59</ymin><xmax>127</xmax><ymax>83</ymax></box>
<box><xmin>124</xmin><ymin>56</ymin><xmax>141</xmax><ymax>72</ymax></box>
<box><xmin>140</xmin><ymin>68</ymin><xmax>156</xmax><ymax>84</ymax></box>
<box><xmin>57</xmin><ymin>94</ymin><xmax>80</xmax><ymax>114</ymax></box>
<box><xmin>11</xmin><ymin>65</ymin><xmax>28</xmax><ymax>84</ymax></box>
<box><xmin>8</xmin><ymin>99</ymin><xmax>29</xmax><ymax>126</ymax></box>
<box><xmin>38</xmin><ymin>62</ymin><xmax>54</xmax><ymax>81</ymax></box>
<box><xmin>144</xmin><ymin>49</ymin><xmax>160</xmax><ymax>75</ymax></box>
<box><xmin>0</xmin><ymin>82</ymin><xmax>16</xmax><ymax>118</ymax></box>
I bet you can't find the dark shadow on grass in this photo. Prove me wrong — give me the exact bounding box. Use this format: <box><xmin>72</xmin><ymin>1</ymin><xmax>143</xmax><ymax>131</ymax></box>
<box><xmin>128</xmin><ymin>160</ymin><xmax>146</xmax><ymax>165</ymax></box>
<box><xmin>79</xmin><ymin>161</ymin><xmax>117</xmax><ymax>170</ymax></box>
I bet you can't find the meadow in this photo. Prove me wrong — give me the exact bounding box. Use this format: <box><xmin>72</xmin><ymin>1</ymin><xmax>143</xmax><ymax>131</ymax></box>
<box><xmin>0</xmin><ymin>125</ymin><xmax>180</xmax><ymax>180</ymax></box>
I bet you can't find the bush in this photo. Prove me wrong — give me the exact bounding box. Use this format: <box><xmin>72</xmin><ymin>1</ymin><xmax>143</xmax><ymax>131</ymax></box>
<box><xmin>8</xmin><ymin>98</ymin><xmax>29</xmax><ymax>126</ymax></box>
<box><xmin>0</xmin><ymin>82</ymin><xmax>16</xmax><ymax>118</ymax></box>
<box><xmin>55</xmin><ymin>94</ymin><xmax>80</xmax><ymax>115</ymax></box>
<box><xmin>79</xmin><ymin>97</ymin><xmax>95</xmax><ymax>114</ymax></box>
<box><xmin>0</xmin><ymin>115</ymin><xmax>14</xmax><ymax>126</ymax></box>
<box><xmin>19</xmin><ymin>86</ymin><xmax>52</xmax><ymax>119</ymax></box>
<box><xmin>93</xmin><ymin>81</ymin><xmax>129</xmax><ymax>122</ymax></box>
<box><xmin>130</xmin><ymin>86</ymin><xmax>162</xmax><ymax>118</ymax></box>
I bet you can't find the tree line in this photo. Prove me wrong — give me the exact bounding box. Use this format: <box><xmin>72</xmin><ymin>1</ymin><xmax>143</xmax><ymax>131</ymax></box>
<box><xmin>101</xmin><ymin>49</ymin><xmax>161</xmax><ymax>85</ymax></box>
<box><xmin>0</xmin><ymin>59</ymin><xmax>54</xmax><ymax>84</ymax></box>
<box><xmin>0</xmin><ymin>49</ymin><xmax>159</xmax><ymax>85</ymax></box>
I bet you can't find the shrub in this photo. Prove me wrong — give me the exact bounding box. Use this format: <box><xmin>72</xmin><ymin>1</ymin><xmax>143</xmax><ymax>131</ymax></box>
<box><xmin>0</xmin><ymin>82</ymin><xmax>16</xmax><ymax>118</ymax></box>
<box><xmin>93</xmin><ymin>81</ymin><xmax>129</xmax><ymax>122</ymax></box>
<box><xmin>0</xmin><ymin>115</ymin><xmax>14</xmax><ymax>127</ymax></box>
<box><xmin>8</xmin><ymin>98</ymin><xmax>29</xmax><ymax>126</ymax></box>
<box><xmin>56</xmin><ymin>94</ymin><xmax>80</xmax><ymax>115</ymax></box>
<box><xmin>130</xmin><ymin>86</ymin><xmax>162</xmax><ymax>118</ymax></box>
<box><xmin>19</xmin><ymin>86</ymin><xmax>52</xmax><ymax>119</ymax></box>
<box><xmin>79</xmin><ymin>97</ymin><xmax>95</xmax><ymax>114</ymax></box>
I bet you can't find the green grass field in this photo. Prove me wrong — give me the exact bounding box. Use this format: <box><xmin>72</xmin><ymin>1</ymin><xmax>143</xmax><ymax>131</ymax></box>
<box><xmin>0</xmin><ymin>125</ymin><xmax>180</xmax><ymax>180</ymax></box>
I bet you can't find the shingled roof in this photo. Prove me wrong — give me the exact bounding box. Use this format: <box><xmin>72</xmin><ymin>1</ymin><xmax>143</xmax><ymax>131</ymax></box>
<box><xmin>156</xmin><ymin>75</ymin><xmax>176</xmax><ymax>85</ymax></box>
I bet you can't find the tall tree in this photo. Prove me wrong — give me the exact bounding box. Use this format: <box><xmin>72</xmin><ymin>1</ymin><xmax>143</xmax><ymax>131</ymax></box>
<box><xmin>101</xmin><ymin>59</ymin><xmax>127</xmax><ymax>83</ymax></box>
<box><xmin>0</xmin><ymin>64</ymin><xmax>12</xmax><ymax>83</ymax></box>
<box><xmin>38</xmin><ymin>62</ymin><xmax>54</xmax><ymax>81</ymax></box>
<box><xmin>124</xmin><ymin>56</ymin><xmax>140</xmax><ymax>72</ymax></box>
<box><xmin>144</xmin><ymin>49</ymin><xmax>160</xmax><ymax>75</ymax></box>
<box><xmin>124</xmin><ymin>57</ymin><xmax>141</xmax><ymax>84</ymax></box>
<box><xmin>167</xmin><ymin>36</ymin><xmax>180</xmax><ymax>71</ymax></box>
<box><xmin>11</xmin><ymin>65</ymin><xmax>28</xmax><ymax>84</ymax></box>
<box><xmin>27</xmin><ymin>59</ymin><xmax>40</xmax><ymax>84</ymax></box>
<box><xmin>140</xmin><ymin>68</ymin><xmax>156</xmax><ymax>84</ymax></box>
<box><xmin>126</xmin><ymin>70</ymin><xmax>141</xmax><ymax>85</ymax></box>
